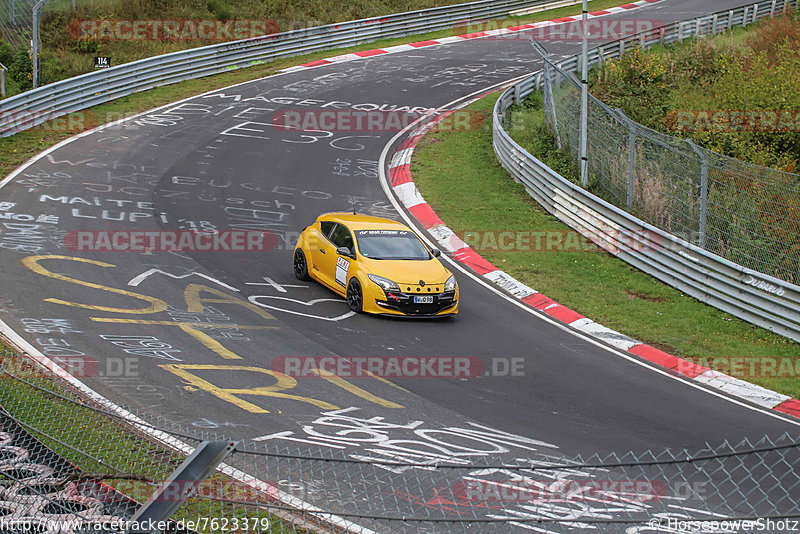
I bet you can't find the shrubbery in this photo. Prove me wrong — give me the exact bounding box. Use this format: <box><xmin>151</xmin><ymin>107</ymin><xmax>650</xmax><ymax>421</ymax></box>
<box><xmin>7</xmin><ymin>47</ymin><xmax>33</xmax><ymax>92</ymax></box>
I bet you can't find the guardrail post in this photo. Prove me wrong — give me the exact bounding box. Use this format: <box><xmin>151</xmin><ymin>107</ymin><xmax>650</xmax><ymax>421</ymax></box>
<box><xmin>128</xmin><ymin>440</ymin><xmax>237</xmax><ymax>533</ymax></box>
<box><xmin>694</xmin><ymin>17</ymin><xmax>701</xmax><ymax>37</ymax></box>
<box><xmin>0</xmin><ymin>64</ymin><xmax>6</xmax><ymax>97</ymax></box>
<box><xmin>727</xmin><ymin>10</ymin><xmax>734</xmax><ymax>31</ymax></box>
<box><xmin>771</xmin><ymin>0</ymin><xmax>777</xmax><ymax>16</ymax></box>
<box><xmin>753</xmin><ymin>2</ymin><xmax>759</xmax><ymax>21</ymax></box>
<box><xmin>712</xmin><ymin>14</ymin><xmax>718</xmax><ymax>33</ymax></box>
<box><xmin>686</xmin><ymin>140</ymin><xmax>709</xmax><ymax>248</ymax></box>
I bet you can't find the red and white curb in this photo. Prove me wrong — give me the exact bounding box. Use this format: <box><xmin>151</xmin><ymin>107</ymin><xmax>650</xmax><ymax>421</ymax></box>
<box><xmin>282</xmin><ymin>0</ymin><xmax>663</xmax><ymax>73</ymax></box>
<box><xmin>387</xmin><ymin>108</ymin><xmax>800</xmax><ymax>422</ymax></box>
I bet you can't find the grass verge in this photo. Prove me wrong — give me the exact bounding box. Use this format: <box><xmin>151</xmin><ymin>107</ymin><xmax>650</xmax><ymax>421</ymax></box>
<box><xmin>411</xmin><ymin>92</ymin><xmax>800</xmax><ymax>398</ymax></box>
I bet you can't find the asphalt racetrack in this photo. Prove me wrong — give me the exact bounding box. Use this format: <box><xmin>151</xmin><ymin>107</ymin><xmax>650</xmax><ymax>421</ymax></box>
<box><xmin>0</xmin><ymin>1</ymin><xmax>798</xmax><ymax>531</ymax></box>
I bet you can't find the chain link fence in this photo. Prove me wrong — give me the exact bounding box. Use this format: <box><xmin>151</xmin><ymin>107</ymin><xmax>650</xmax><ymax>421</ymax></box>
<box><xmin>0</xmin><ymin>0</ymin><xmax>37</xmax><ymax>50</ymax></box>
<box><xmin>539</xmin><ymin>41</ymin><xmax>800</xmax><ymax>285</ymax></box>
<box><xmin>1</xmin><ymin>349</ymin><xmax>799</xmax><ymax>533</ymax></box>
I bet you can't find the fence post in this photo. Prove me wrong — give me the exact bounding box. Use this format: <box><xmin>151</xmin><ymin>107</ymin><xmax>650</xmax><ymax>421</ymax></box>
<box><xmin>128</xmin><ymin>440</ymin><xmax>237</xmax><ymax>533</ymax></box>
<box><xmin>545</xmin><ymin>60</ymin><xmax>561</xmax><ymax>149</ymax></box>
<box><xmin>627</xmin><ymin>127</ymin><xmax>636</xmax><ymax>210</ymax></box>
<box><xmin>616</xmin><ymin>109</ymin><xmax>637</xmax><ymax>211</ymax></box>
<box><xmin>686</xmin><ymin>140</ymin><xmax>709</xmax><ymax>248</ymax></box>
<box><xmin>32</xmin><ymin>0</ymin><xmax>49</xmax><ymax>89</ymax></box>
<box><xmin>530</xmin><ymin>39</ymin><xmax>562</xmax><ymax>150</ymax></box>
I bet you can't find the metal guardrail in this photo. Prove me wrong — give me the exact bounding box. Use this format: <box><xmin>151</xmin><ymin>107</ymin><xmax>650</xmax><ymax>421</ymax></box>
<box><xmin>493</xmin><ymin>0</ymin><xmax>800</xmax><ymax>342</ymax></box>
<box><xmin>0</xmin><ymin>0</ymin><xmax>553</xmax><ymax>135</ymax></box>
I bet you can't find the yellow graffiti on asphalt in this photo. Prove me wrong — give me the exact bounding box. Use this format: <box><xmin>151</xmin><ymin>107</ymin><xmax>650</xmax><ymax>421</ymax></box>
<box><xmin>21</xmin><ymin>255</ymin><xmax>167</xmax><ymax>313</ymax></box>
<box><xmin>159</xmin><ymin>364</ymin><xmax>338</xmax><ymax>413</ymax></box>
<box><xmin>22</xmin><ymin>255</ymin><xmax>405</xmax><ymax>412</ymax></box>
<box><xmin>89</xmin><ymin>318</ymin><xmax>278</xmax><ymax>360</ymax></box>
<box><xmin>311</xmin><ymin>368</ymin><xmax>403</xmax><ymax>409</ymax></box>
<box><xmin>183</xmin><ymin>283</ymin><xmax>275</xmax><ymax>320</ymax></box>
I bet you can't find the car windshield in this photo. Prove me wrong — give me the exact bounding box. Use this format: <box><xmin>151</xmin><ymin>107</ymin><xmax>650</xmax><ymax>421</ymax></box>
<box><xmin>355</xmin><ymin>229</ymin><xmax>431</xmax><ymax>260</ymax></box>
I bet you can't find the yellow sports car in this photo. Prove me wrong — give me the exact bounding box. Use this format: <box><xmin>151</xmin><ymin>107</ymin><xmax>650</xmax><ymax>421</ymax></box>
<box><xmin>293</xmin><ymin>212</ymin><xmax>458</xmax><ymax>317</ymax></box>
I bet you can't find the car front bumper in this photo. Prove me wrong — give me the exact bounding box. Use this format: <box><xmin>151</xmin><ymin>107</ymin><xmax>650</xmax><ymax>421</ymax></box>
<box><xmin>372</xmin><ymin>290</ymin><xmax>458</xmax><ymax>316</ymax></box>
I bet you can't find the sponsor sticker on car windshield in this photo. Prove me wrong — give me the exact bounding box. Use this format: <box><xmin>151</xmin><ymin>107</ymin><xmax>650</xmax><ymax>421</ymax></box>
<box><xmin>356</xmin><ymin>230</ymin><xmax>412</xmax><ymax>237</ymax></box>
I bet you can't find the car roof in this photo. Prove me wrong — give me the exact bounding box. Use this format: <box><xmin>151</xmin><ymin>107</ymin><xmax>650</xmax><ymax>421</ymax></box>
<box><xmin>317</xmin><ymin>212</ymin><xmax>412</xmax><ymax>231</ymax></box>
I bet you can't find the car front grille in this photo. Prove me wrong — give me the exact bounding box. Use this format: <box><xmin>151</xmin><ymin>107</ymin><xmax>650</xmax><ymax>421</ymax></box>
<box><xmin>377</xmin><ymin>290</ymin><xmax>456</xmax><ymax>315</ymax></box>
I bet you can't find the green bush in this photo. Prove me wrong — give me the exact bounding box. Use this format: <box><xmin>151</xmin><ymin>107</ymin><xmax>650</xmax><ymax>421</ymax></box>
<box><xmin>8</xmin><ymin>49</ymin><xmax>32</xmax><ymax>91</ymax></box>
<box><xmin>206</xmin><ymin>0</ymin><xmax>233</xmax><ymax>21</ymax></box>
<box><xmin>74</xmin><ymin>37</ymin><xmax>101</xmax><ymax>54</ymax></box>
<box><xmin>0</xmin><ymin>40</ymin><xmax>12</xmax><ymax>67</ymax></box>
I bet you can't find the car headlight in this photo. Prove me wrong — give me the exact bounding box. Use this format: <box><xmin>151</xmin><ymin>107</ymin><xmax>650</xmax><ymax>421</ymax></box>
<box><xmin>368</xmin><ymin>274</ymin><xmax>399</xmax><ymax>292</ymax></box>
<box><xmin>445</xmin><ymin>275</ymin><xmax>457</xmax><ymax>291</ymax></box>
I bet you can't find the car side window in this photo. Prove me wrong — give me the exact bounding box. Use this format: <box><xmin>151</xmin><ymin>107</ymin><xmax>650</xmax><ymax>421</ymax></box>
<box><xmin>319</xmin><ymin>221</ymin><xmax>335</xmax><ymax>238</ymax></box>
<box><xmin>329</xmin><ymin>223</ymin><xmax>354</xmax><ymax>252</ymax></box>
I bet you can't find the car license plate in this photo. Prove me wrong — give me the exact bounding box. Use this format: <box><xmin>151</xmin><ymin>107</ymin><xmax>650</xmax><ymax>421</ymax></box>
<box><xmin>414</xmin><ymin>296</ymin><xmax>434</xmax><ymax>304</ymax></box>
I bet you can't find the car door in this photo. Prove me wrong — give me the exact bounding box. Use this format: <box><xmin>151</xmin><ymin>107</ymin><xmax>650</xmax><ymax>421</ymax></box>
<box><xmin>326</xmin><ymin>223</ymin><xmax>356</xmax><ymax>294</ymax></box>
<box><xmin>309</xmin><ymin>221</ymin><xmax>336</xmax><ymax>285</ymax></box>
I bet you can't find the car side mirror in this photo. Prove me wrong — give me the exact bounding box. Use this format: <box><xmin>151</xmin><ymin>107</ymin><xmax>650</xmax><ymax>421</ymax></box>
<box><xmin>337</xmin><ymin>246</ymin><xmax>354</xmax><ymax>259</ymax></box>
<box><xmin>431</xmin><ymin>248</ymin><xmax>441</xmax><ymax>257</ymax></box>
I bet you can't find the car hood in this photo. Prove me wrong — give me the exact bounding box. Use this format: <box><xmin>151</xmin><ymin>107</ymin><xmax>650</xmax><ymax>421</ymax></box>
<box><xmin>362</xmin><ymin>258</ymin><xmax>451</xmax><ymax>285</ymax></box>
